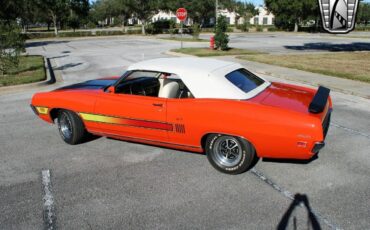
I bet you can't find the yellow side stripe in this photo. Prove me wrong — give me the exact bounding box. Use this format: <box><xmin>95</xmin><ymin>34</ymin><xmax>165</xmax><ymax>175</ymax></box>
<box><xmin>79</xmin><ymin>112</ymin><xmax>174</xmax><ymax>131</ymax></box>
<box><xmin>79</xmin><ymin>113</ymin><xmax>114</xmax><ymax>123</ymax></box>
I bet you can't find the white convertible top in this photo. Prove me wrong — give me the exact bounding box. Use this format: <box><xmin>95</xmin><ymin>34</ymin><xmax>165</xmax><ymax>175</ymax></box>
<box><xmin>128</xmin><ymin>57</ymin><xmax>270</xmax><ymax>99</ymax></box>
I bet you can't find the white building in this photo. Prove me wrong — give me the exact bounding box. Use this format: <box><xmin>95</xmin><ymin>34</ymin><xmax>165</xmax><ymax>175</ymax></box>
<box><xmin>214</xmin><ymin>7</ymin><xmax>275</xmax><ymax>26</ymax></box>
<box><xmin>217</xmin><ymin>9</ymin><xmax>238</xmax><ymax>25</ymax></box>
<box><xmin>129</xmin><ymin>7</ymin><xmax>274</xmax><ymax>26</ymax></box>
<box><xmin>152</xmin><ymin>11</ymin><xmax>192</xmax><ymax>25</ymax></box>
<box><xmin>150</xmin><ymin>10</ymin><xmax>240</xmax><ymax>26</ymax></box>
<box><xmin>249</xmin><ymin>7</ymin><xmax>274</xmax><ymax>25</ymax></box>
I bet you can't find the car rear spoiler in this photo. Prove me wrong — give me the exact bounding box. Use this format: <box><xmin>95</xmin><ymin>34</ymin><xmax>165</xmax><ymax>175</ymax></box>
<box><xmin>309</xmin><ymin>86</ymin><xmax>330</xmax><ymax>114</ymax></box>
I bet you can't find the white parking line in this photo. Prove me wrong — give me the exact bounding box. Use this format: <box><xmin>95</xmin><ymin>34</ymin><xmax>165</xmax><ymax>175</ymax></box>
<box><xmin>42</xmin><ymin>169</ymin><xmax>56</xmax><ymax>230</ymax></box>
<box><xmin>250</xmin><ymin>168</ymin><xmax>341</xmax><ymax>230</ymax></box>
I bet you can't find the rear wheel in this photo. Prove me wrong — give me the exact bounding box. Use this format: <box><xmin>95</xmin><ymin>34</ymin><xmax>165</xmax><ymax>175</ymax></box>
<box><xmin>57</xmin><ymin>110</ymin><xmax>86</xmax><ymax>145</ymax></box>
<box><xmin>206</xmin><ymin>134</ymin><xmax>256</xmax><ymax>174</ymax></box>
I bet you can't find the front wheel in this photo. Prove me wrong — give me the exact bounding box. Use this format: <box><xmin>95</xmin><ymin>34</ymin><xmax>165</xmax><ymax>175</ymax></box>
<box><xmin>206</xmin><ymin>134</ymin><xmax>256</xmax><ymax>174</ymax></box>
<box><xmin>57</xmin><ymin>110</ymin><xmax>86</xmax><ymax>145</ymax></box>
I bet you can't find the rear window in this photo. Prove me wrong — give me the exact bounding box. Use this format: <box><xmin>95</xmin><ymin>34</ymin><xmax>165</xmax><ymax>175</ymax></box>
<box><xmin>226</xmin><ymin>69</ymin><xmax>265</xmax><ymax>93</ymax></box>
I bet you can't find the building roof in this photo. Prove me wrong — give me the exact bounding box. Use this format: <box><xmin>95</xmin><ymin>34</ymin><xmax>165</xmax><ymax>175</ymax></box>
<box><xmin>128</xmin><ymin>57</ymin><xmax>270</xmax><ymax>99</ymax></box>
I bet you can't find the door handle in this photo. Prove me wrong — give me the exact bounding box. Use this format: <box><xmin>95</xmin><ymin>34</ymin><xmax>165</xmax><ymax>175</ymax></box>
<box><xmin>152</xmin><ymin>103</ymin><xmax>163</xmax><ymax>107</ymax></box>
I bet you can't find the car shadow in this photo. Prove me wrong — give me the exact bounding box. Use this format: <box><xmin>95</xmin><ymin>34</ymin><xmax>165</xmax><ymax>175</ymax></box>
<box><xmin>277</xmin><ymin>193</ymin><xmax>322</xmax><ymax>230</ymax></box>
<box><xmin>284</xmin><ymin>42</ymin><xmax>370</xmax><ymax>52</ymax></box>
<box><xmin>49</xmin><ymin>54</ymin><xmax>69</xmax><ymax>59</ymax></box>
<box><xmin>54</xmin><ymin>63</ymin><xmax>82</xmax><ymax>71</ymax></box>
<box><xmin>105</xmin><ymin>137</ymin><xmax>206</xmax><ymax>156</ymax></box>
<box><xmin>262</xmin><ymin>154</ymin><xmax>319</xmax><ymax>164</ymax></box>
<box><xmin>79</xmin><ymin>133</ymin><xmax>102</xmax><ymax>144</ymax></box>
<box><xmin>25</xmin><ymin>40</ymin><xmax>70</xmax><ymax>48</ymax></box>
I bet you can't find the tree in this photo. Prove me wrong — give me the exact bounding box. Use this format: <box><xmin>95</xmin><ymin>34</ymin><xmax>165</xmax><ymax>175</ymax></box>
<box><xmin>35</xmin><ymin>0</ymin><xmax>69</xmax><ymax>35</ymax></box>
<box><xmin>214</xmin><ymin>15</ymin><xmax>229</xmax><ymax>50</ymax></box>
<box><xmin>91</xmin><ymin>0</ymin><xmax>120</xmax><ymax>26</ymax></box>
<box><xmin>69</xmin><ymin>0</ymin><xmax>90</xmax><ymax>30</ymax></box>
<box><xmin>17</xmin><ymin>0</ymin><xmax>39</xmax><ymax>32</ymax></box>
<box><xmin>234</xmin><ymin>2</ymin><xmax>259</xmax><ymax>26</ymax></box>
<box><xmin>166</xmin><ymin>0</ymin><xmax>215</xmax><ymax>25</ymax></box>
<box><xmin>357</xmin><ymin>1</ymin><xmax>370</xmax><ymax>25</ymax></box>
<box><xmin>131</xmin><ymin>0</ymin><xmax>160</xmax><ymax>34</ymax></box>
<box><xmin>0</xmin><ymin>0</ymin><xmax>22</xmax><ymax>21</ymax></box>
<box><xmin>70</xmin><ymin>0</ymin><xmax>90</xmax><ymax>19</ymax></box>
<box><xmin>113</xmin><ymin>0</ymin><xmax>133</xmax><ymax>30</ymax></box>
<box><xmin>265</xmin><ymin>0</ymin><xmax>317</xmax><ymax>32</ymax></box>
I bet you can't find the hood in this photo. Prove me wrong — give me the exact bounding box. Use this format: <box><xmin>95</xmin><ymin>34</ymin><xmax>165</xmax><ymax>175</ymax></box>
<box><xmin>251</xmin><ymin>82</ymin><xmax>316</xmax><ymax>114</ymax></box>
<box><xmin>54</xmin><ymin>77</ymin><xmax>119</xmax><ymax>91</ymax></box>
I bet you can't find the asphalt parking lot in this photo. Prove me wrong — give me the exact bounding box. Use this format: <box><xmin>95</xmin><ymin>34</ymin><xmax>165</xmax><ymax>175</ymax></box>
<box><xmin>1</xmin><ymin>34</ymin><xmax>370</xmax><ymax>229</ymax></box>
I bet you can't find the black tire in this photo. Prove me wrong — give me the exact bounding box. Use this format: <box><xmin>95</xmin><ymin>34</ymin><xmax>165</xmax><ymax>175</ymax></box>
<box><xmin>57</xmin><ymin>110</ymin><xmax>86</xmax><ymax>145</ymax></box>
<box><xmin>206</xmin><ymin>134</ymin><xmax>256</xmax><ymax>174</ymax></box>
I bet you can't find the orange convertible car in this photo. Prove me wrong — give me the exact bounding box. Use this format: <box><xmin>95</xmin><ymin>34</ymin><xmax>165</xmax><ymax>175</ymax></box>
<box><xmin>31</xmin><ymin>57</ymin><xmax>332</xmax><ymax>174</ymax></box>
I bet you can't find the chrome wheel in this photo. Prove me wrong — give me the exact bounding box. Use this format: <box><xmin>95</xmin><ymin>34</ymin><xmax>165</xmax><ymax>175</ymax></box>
<box><xmin>58</xmin><ymin>112</ymin><xmax>73</xmax><ymax>140</ymax></box>
<box><xmin>212</xmin><ymin>136</ymin><xmax>242</xmax><ymax>167</ymax></box>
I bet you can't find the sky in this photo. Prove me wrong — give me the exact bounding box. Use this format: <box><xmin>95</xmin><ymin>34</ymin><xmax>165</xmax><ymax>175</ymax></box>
<box><xmin>239</xmin><ymin>0</ymin><xmax>263</xmax><ymax>6</ymax></box>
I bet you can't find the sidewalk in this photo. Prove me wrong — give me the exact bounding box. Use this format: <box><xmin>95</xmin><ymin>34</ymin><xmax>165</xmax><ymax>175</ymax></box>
<box><xmin>214</xmin><ymin>56</ymin><xmax>370</xmax><ymax>99</ymax></box>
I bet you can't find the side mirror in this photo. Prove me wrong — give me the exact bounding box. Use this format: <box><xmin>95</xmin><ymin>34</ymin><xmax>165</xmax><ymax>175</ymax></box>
<box><xmin>106</xmin><ymin>86</ymin><xmax>115</xmax><ymax>93</ymax></box>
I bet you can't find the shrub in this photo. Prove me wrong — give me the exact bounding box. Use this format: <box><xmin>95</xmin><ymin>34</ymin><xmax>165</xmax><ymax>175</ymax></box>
<box><xmin>95</xmin><ymin>30</ymin><xmax>124</xmax><ymax>36</ymax></box>
<box><xmin>201</xmin><ymin>27</ymin><xmax>214</xmax><ymax>33</ymax></box>
<box><xmin>112</xmin><ymin>17</ymin><xmax>123</xmax><ymax>27</ymax></box>
<box><xmin>86</xmin><ymin>21</ymin><xmax>97</xmax><ymax>29</ymax></box>
<box><xmin>169</xmin><ymin>20</ymin><xmax>177</xmax><ymax>36</ymax></box>
<box><xmin>146</xmin><ymin>19</ymin><xmax>174</xmax><ymax>34</ymax></box>
<box><xmin>24</xmin><ymin>32</ymin><xmax>56</xmax><ymax>39</ymax></box>
<box><xmin>145</xmin><ymin>23</ymin><xmax>155</xmax><ymax>34</ymax></box>
<box><xmin>214</xmin><ymin>16</ymin><xmax>229</xmax><ymax>51</ymax></box>
<box><xmin>226</xmin><ymin>27</ymin><xmax>234</xmax><ymax>32</ymax></box>
<box><xmin>126</xmin><ymin>28</ymin><xmax>142</xmax><ymax>34</ymax></box>
<box><xmin>191</xmin><ymin>23</ymin><xmax>201</xmax><ymax>39</ymax></box>
<box><xmin>256</xmin><ymin>25</ymin><xmax>263</xmax><ymax>32</ymax></box>
<box><xmin>58</xmin><ymin>31</ymin><xmax>92</xmax><ymax>37</ymax></box>
<box><xmin>354</xmin><ymin>24</ymin><xmax>370</xmax><ymax>31</ymax></box>
<box><xmin>0</xmin><ymin>22</ymin><xmax>25</xmax><ymax>75</ymax></box>
<box><xmin>267</xmin><ymin>27</ymin><xmax>277</xmax><ymax>32</ymax></box>
<box><xmin>237</xmin><ymin>21</ymin><xmax>250</xmax><ymax>32</ymax></box>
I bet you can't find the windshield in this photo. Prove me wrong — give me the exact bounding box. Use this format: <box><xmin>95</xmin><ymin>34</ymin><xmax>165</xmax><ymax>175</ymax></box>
<box><xmin>226</xmin><ymin>68</ymin><xmax>265</xmax><ymax>94</ymax></box>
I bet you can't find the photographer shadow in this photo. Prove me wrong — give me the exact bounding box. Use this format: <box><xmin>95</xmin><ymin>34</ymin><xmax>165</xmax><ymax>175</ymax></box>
<box><xmin>277</xmin><ymin>193</ymin><xmax>321</xmax><ymax>230</ymax></box>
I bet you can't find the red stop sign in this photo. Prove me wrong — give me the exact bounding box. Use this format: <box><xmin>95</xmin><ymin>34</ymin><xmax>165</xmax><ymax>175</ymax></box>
<box><xmin>176</xmin><ymin>8</ymin><xmax>187</xmax><ymax>21</ymax></box>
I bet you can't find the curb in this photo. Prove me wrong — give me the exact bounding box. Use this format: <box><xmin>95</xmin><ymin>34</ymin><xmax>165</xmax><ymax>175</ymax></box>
<box><xmin>46</xmin><ymin>57</ymin><xmax>63</xmax><ymax>83</ymax></box>
<box><xmin>0</xmin><ymin>56</ymin><xmax>61</xmax><ymax>95</ymax></box>
<box><xmin>163</xmin><ymin>51</ymin><xmax>194</xmax><ymax>57</ymax></box>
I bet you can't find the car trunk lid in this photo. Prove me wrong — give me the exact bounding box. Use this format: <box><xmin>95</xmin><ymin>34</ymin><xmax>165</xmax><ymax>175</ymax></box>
<box><xmin>251</xmin><ymin>82</ymin><xmax>330</xmax><ymax>121</ymax></box>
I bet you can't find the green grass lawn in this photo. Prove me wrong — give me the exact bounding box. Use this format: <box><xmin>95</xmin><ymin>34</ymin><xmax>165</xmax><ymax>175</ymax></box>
<box><xmin>238</xmin><ymin>52</ymin><xmax>370</xmax><ymax>83</ymax></box>
<box><xmin>171</xmin><ymin>47</ymin><xmax>265</xmax><ymax>57</ymax></box>
<box><xmin>159</xmin><ymin>37</ymin><xmax>208</xmax><ymax>42</ymax></box>
<box><xmin>0</xmin><ymin>55</ymin><xmax>46</xmax><ymax>87</ymax></box>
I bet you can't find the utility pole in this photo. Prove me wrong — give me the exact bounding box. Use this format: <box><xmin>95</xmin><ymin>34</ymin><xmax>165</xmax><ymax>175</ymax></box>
<box><xmin>215</xmin><ymin>0</ymin><xmax>218</xmax><ymax>25</ymax></box>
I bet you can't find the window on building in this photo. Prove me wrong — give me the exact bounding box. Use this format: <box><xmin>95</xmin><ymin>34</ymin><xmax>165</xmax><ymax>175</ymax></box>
<box><xmin>254</xmin><ymin>17</ymin><xmax>259</xmax><ymax>25</ymax></box>
<box><xmin>263</xmin><ymin>17</ymin><xmax>268</xmax><ymax>25</ymax></box>
<box><xmin>226</xmin><ymin>17</ymin><xmax>231</xmax><ymax>24</ymax></box>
